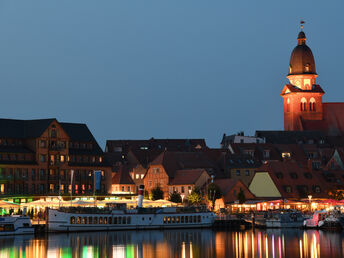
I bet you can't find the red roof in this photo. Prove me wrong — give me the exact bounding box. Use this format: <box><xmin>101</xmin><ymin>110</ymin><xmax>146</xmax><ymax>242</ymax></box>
<box><xmin>256</xmin><ymin>160</ymin><xmax>326</xmax><ymax>199</ymax></box>
<box><xmin>150</xmin><ymin>151</ymin><xmax>217</xmax><ymax>178</ymax></box>
<box><xmin>112</xmin><ymin>165</ymin><xmax>135</xmax><ymax>185</ymax></box>
<box><xmin>169</xmin><ymin>169</ymin><xmax>208</xmax><ymax>185</ymax></box>
<box><xmin>301</xmin><ymin>103</ymin><xmax>344</xmax><ymax>136</ymax></box>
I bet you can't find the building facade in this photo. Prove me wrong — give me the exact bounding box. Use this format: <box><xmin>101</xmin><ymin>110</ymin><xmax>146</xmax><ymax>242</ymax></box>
<box><xmin>0</xmin><ymin>118</ymin><xmax>111</xmax><ymax>201</ymax></box>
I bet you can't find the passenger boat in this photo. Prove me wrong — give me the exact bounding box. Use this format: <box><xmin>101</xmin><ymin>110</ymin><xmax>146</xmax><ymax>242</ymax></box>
<box><xmin>47</xmin><ymin>186</ymin><xmax>215</xmax><ymax>232</ymax></box>
<box><xmin>265</xmin><ymin>210</ymin><xmax>304</xmax><ymax>228</ymax></box>
<box><xmin>304</xmin><ymin>210</ymin><xmax>328</xmax><ymax>228</ymax></box>
<box><xmin>0</xmin><ymin>215</ymin><xmax>34</xmax><ymax>235</ymax></box>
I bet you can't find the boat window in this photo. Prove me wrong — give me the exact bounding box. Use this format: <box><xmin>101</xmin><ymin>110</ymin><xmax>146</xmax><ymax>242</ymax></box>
<box><xmin>185</xmin><ymin>216</ymin><xmax>188</xmax><ymax>223</ymax></box>
<box><xmin>181</xmin><ymin>216</ymin><xmax>184</xmax><ymax>223</ymax></box>
<box><xmin>189</xmin><ymin>216</ymin><xmax>192</xmax><ymax>223</ymax></box>
<box><xmin>141</xmin><ymin>217</ymin><xmax>144</xmax><ymax>221</ymax></box>
<box><xmin>168</xmin><ymin>217</ymin><xmax>171</xmax><ymax>224</ymax></box>
<box><xmin>172</xmin><ymin>217</ymin><xmax>175</xmax><ymax>223</ymax></box>
<box><xmin>104</xmin><ymin>217</ymin><xmax>108</xmax><ymax>224</ymax></box>
<box><xmin>23</xmin><ymin>223</ymin><xmax>30</xmax><ymax>227</ymax></box>
<box><xmin>127</xmin><ymin>217</ymin><xmax>131</xmax><ymax>224</ymax></box>
<box><xmin>0</xmin><ymin>224</ymin><xmax>15</xmax><ymax>231</ymax></box>
<box><xmin>76</xmin><ymin>217</ymin><xmax>81</xmax><ymax>224</ymax></box>
<box><xmin>198</xmin><ymin>216</ymin><xmax>201</xmax><ymax>223</ymax></box>
<box><xmin>88</xmin><ymin>217</ymin><xmax>92</xmax><ymax>224</ymax></box>
<box><xmin>118</xmin><ymin>217</ymin><xmax>122</xmax><ymax>224</ymax></box>
<box><xmin>176</xmin><ymin>217</ymin><xmax>180</xmax><ymax>223</ymax></box>
<box><xmin>94</xmin><ymin>217</ymin><xmax>98</xmax><ymax>224</ymax></box>
<box><xmin>114</xmin><ymin>217</ymin><xmax>117</xmax><ymax>224</ymax></box>
<box><xmin>70</xmin><ymin>217</ymin><xmax>75</xmax><ymax>224</ymax></box>
<box><xmin>99</xmin><ymin>217</ymin><xmax>103</xmax><ymax>224</ymax></box>
<box><xmin>163</xmin><ymin>217</ymin><xmax>167</xmax><ymax>224</ymax></box>
<box><xmin>194</xmin><ymin>216</ymin><xmax>197</xmax><ymax>223</ymax></box>
<box><xmin>122</xmin><ymin>217</ymin><xmax>126</xmax><ymax>224</ymax></box>
<box><xmin>108</xmin><ymin>217</ymin><xmax>112</xmax><ymax>224</ymax></box>
<box><xmin>82</xmin><ymin>217</ymin><xmax>87</xmax><ymax>224</ymax></box>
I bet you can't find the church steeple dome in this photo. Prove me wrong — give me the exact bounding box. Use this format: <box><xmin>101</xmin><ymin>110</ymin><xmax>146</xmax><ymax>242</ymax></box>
<box><xmin>288</xmin><ymin>26</ymin><xmax>316</xmax><ymax>76</ymax></box>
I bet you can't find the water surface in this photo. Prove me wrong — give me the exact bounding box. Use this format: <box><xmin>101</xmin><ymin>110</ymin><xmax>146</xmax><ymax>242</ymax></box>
<box><xmin>0</xmin><ymin>228</ymin><xmax>343</xmax><ymax>257</ymax></box>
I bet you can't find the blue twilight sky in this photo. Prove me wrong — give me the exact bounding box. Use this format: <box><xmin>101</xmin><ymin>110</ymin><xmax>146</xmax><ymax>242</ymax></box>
<box><xmin>0</xmin><ymin>1</ymin><xmax>343</xmax><ymax>148</ymax></box>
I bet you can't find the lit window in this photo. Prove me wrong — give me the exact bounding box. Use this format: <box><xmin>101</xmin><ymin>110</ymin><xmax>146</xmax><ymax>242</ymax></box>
<box><xmin>136</xmin><ymin>174</ymin><xmax>139</xmax><ymax>179</ymax></box>
<box><xmin>60</xmin><ymin>155</ymin><xmax>65</xmax><ymax>162</ymax></box>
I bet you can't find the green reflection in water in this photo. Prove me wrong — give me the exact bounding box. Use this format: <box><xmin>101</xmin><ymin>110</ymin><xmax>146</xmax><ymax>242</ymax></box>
<box><xmin>126</xmin><ymin>244</ymin><xmax>135</xmax><ymax>258</ymax></box>
<box><xmin>61</xmin><ymin>247</ymin><xmax>72</xmax><ymax>258</ymax></box>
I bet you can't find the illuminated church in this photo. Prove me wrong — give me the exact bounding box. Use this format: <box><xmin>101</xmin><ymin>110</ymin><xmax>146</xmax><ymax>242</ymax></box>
<box><xmin>281</xmin><ymin>24</ymin><xmax>344</xmax><ymax>136</ymax></box>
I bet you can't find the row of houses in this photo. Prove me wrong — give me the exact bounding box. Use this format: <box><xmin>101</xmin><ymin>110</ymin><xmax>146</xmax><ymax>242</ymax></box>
<box><xmin>1</xmin><ymin>118</ymin><xmax>344</xmax><ymax>208</ymax></box>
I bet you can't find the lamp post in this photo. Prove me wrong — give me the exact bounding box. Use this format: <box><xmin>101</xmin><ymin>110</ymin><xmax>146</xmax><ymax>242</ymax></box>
<box><xmin>308</xmin><ymin>195</ymin><xmax>312</xmax><ymax>212</ymax></box>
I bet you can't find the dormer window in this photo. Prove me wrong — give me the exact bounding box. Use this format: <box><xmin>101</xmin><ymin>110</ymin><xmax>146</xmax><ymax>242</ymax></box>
<box><xmin>305</xmin><ymin>63</ymin><xmax>310</xmax><ymax>72</ymax></box>
<box><xmin>289</xmin><ymin>66</ymin><xmax>292</xmax><ymax>74</ymax></box>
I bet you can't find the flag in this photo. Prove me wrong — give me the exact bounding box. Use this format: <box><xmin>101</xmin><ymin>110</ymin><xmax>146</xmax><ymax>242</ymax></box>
<box><xmin>94</xmin><ymin>170</ymin><xmax>101</xmax><ymax>191</ymax></box>
<box><xmin>70</xmin><ymin>170</ymin><xmax>74</xmax><ymax>190</ymax></box>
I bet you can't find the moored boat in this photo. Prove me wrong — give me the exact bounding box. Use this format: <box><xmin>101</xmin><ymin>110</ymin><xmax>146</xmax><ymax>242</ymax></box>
<box><xmin>47</xmin><ymin>185</ymin><xmax>215</xmax><ymax>232</ymax></box>
<box><xmin>0</xmin><ymin>215</ymin><xmax>34</xmax><ymax>236</ymax></box>
<box><xmin>265</xmin><ymin>211</ymin><xmax>304</xmax><ymax>228</ymax></box>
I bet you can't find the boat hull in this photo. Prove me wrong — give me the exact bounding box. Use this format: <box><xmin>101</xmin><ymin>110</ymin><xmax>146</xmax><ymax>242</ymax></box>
<box><xmin>48</xmin><ymin>209</ymin><xmax>215</xmax><ymax>232</ymax></box>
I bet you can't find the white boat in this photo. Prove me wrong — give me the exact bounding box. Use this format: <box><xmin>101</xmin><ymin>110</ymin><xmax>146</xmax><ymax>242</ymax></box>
<box><xmin>0</xmin><ymin>215</ymin><xmax>34</xmax><ymax>235</ymax></box>
<box><xmin>47</xmin><ymin>185</ymin><xmax>215</xmax><ymax>232</ymax></box>
<box><xmin>48</xmin><ymin>207</ymin><xmax>215</xmax><ymax>232</ymax></box>
<box><xmin>265</xmin><ymin>211</ymin><xmax>304</xmax><ymax>228</ymax></box>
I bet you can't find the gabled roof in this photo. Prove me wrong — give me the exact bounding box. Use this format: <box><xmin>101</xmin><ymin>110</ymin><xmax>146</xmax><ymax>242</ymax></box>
<box><xmin>256</xmin><ymin>160</ymin><xmax>327</xmax><ymax>199</ymax></box>
<box><xmin>128</xmin><ymin>149</ymin><xmax>163</xmax><ymax>168</ymax></box>
<box><xmin>169</xmin><ymin>169</ymin><xmax>208</xmax><ymax>185</ymax></box>
<box><xmin>0</xmin><ymin>118</ymin><xmax>55</xmax><ymax>138</ymax></box>
<box><xmin>60</xmin><ymin>122</ymin><xmax>103</xmax><ymax>154</ymax></box>
<box><xmin>150</xmin><ymin>151</ymin><xmax>217</xmax><ymax>178</ymax></box>
<box><xmin>112</xmin><ymin>165</ymin><xmax>135</xmax><ymax>185</ymax></box>
<box><xmin>215</xmin><ymin>178</ymin><xmax>240</xmax><ymax>195</ymax></box>
<box><xmin>280</xmin><ymin>84</ymin><xmax>324</xmax><ymax>96</ymax></box>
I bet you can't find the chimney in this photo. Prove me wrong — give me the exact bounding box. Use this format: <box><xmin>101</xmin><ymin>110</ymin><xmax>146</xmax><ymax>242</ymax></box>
<box><xmin>137</xmin><ymin>185</ymin><xmax>144</xmax><ymax>208</ymax></box>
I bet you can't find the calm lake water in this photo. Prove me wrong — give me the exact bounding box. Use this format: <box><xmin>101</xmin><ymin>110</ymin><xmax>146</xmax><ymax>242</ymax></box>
<box><xmin>0</xmin><ymin>228</ymin><xmax>343</xmax><ymax>258</ymax></box>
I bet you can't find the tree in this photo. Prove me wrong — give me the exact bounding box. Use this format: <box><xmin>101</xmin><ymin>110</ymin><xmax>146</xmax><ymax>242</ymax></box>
<box><xmin>237</xmin><ymin>188</ymin><xmax>246</xmax><ymax>204</ymax></box>
<box><xmin>188</xmin><ymin>187</ymin><xmax>203</xmax><ymax>205</ymax></box>
<box><xmin>328</xmin><ymin>189</ymin><xmax>344</xmax><ymax>200</ymax></box>
<box><xmin>151</xmin><ymin>186</ymin><xmax>164</xmax><ymax>200</ymax></box>
<box><xmin>169</xmin><ymin>191</ymin><xmax>182</xmax><ymax>203</ymax></box>
<box><xmin>207</xmin><ymin>183</ymin><xmax>222</xmax><ymax>210</ymax></box>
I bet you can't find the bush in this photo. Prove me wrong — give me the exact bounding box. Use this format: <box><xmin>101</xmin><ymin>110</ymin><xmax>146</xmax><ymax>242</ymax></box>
<box><xmin>151</xmin><ymin>186</ymin><xmax>164</xmax><ymax>200</ymax></box>
<box><xmin>188</xmin><ymin>187</ymin><xmax>203</xmax><ymax>205</ymax></box>
<box><xmin>169</xmin><ymin>191</ymin><xmax>182</xmax><ymax>203</ymax></box>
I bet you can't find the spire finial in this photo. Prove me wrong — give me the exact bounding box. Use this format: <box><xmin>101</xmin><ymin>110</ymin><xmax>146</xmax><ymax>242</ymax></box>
<box><xmin>300</xmin><ymin>20</ymin><xmax>305</xmax><ymax>30</ymax></box>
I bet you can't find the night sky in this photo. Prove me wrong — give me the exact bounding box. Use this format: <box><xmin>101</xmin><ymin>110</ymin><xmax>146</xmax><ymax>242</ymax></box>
<box><xmin>0</xmin><ymin>1</ymin><xmax>343</xmax><ymax>148</ymax></box>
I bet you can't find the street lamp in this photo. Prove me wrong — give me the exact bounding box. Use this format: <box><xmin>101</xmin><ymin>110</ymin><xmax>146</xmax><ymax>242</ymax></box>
<box><xmin>308</xmin><ymin>195</ymin><xmax>312</xmax><ymax>212</ymax></box>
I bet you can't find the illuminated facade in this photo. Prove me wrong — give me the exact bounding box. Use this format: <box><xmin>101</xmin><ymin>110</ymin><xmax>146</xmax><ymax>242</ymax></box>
<box><xmin>281</xmin><ymin>27</ymin><xmax>344</xmax><ymax>135</ymax></box>
<box><xmin>0</xmin><ymin>118</ymin><xmax>111</xmax><ymax>200</ymax></box>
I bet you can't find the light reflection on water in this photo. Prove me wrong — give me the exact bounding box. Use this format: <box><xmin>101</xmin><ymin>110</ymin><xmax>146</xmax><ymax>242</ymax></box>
<box><xmin>0</xmin><ymin>229</ymin><xmax>343</xmax><ymax>258</ymax></box>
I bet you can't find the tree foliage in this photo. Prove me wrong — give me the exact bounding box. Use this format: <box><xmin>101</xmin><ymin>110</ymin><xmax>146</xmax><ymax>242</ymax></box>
<box><xmin>169</xmin><ymin>191</ymin><xmax>182</xmax><ymax>203</ymax></box>
<box><xmin>151</xmin><ymin>186</ymin><xmax>164</xmax><ymax>200</ymax></box>
<box><xmin>237</xmin><ymin>188</ymin><xmax>246</xmax><ymax>204</ymax></box>
<box><xmin>328</xmin><ymin>189</ymin><xmax>344</xmax><ymax>200</ymax></box>
<box><xmin>188</xmin><ymin>187</ymin><xmax>203</xmax><ymax>205</ymax></box>
<box><xmin>207</xmin><ymin>183</ymin><xmax>222</xmax><ymax>209</ymax></box>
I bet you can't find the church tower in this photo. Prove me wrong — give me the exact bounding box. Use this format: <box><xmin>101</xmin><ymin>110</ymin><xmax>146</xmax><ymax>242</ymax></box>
<box><xmin>281</xmin><ymin>23</ymin><xmax>325</xmax><ymax>131</ymax></box>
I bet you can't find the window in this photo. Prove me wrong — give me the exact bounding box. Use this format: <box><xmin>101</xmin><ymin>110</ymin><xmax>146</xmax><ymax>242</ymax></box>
<box><xmin>290</xmin><ymin>172</ymin><xmax>298</xmax><ymax>179</ymax></box>
<box><xmin>304</xmin><ymin>173</ymin><xmax>312</xmax><ymax>179</ymax></box>
<box><xmin>136</xmin><ymin>174</ymin><xmax>139</xmax><ymax>179</ymax></box>
<box><xmin>39</xmin><ymin>155</ymin><xmax>46</xmax><ymax>162</ymax></box>
<box><xmin>245</xmin><ymin>170</ymin><xmax>250</xmax><ymax>176</ymax></box>
<box><xmin>236</xmin><ymin>170</ymin><xmax>240</xmax><ymax>176</ymax></box>
<box><xmin>121</xmin><ymin>186</ymin><xmax>124</xmax><ymax>192</ymax></box>
<box><xmin>127</xmin><ymin>186</ymin><xmax>130</xmax><ymax>192</ymax></box>
<box><xmin>141</xmin><ymin>174</ymin><xmax>144</xmax><ymax>179</ymax></box>
<box><xmin>181</xmin><ymin>186</ymin><xmax>185</xmax><ymax>193</ymax></box>
<box><xmin>310</xmin><ymin>98</ymin><xmax>316</xmax><ymax>112</ymax></box>
<box><xmin>301</xmin><ymin>98</ymin><xmax>307</xmax><ymax>111</ymax></box>
<box><xmin>263</xmin><ymin>150</ymin><xmax>270</xmax><ymax>159</ymax></box>
<box><xmin>285</xmin><ymin>186</ymin><xmax>292</xmax><ymax>193</ymax></box>
<box><xmin>40</xmin><ymin>140</ymin><xmax>46</xmax><ymax>148</ymax></box>
<box><xmin>148</xmin><ymin>181</ymin><xmax>152</xmax><ymax>187</ymax></box>
<box><xmin>314</xmin><ymin>185</ymin><xmax>321</xmax><ymax>193</ymax></box>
